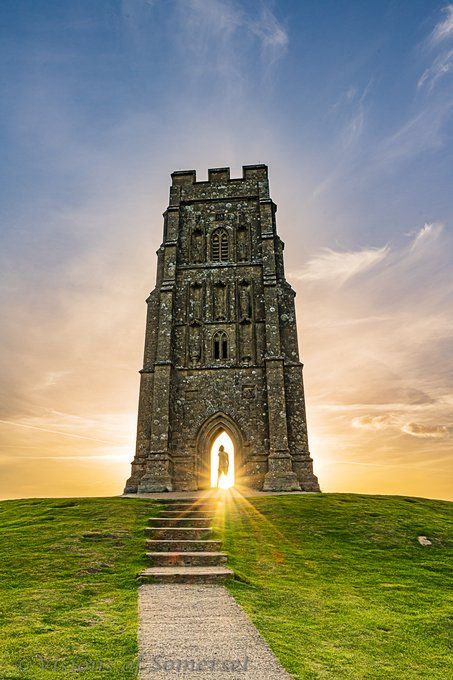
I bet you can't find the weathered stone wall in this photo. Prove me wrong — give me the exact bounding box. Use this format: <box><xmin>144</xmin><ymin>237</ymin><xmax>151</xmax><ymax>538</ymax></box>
<box><xmin>169</xmin><ymin>367</ymin><xmax>268</xmax><ymax>490</ymax></box>
<box><xmin>124</xmin><ymin>165</ymin><xmax>320</xmax><ymax>493</ymax></box>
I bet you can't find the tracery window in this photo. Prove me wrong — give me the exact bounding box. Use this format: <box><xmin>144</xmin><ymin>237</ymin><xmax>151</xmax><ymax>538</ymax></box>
<box><xmin>211</xmin><ymin>228</ymin><xmax>229</xmax><ymax>262</ymax></box>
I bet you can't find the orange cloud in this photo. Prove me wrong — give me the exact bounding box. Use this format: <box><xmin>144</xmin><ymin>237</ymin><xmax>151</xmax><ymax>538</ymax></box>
<box><xmin>401</xmin><ymin>423</ymin><xmax>449</xmax><ymax>439</ymax></box>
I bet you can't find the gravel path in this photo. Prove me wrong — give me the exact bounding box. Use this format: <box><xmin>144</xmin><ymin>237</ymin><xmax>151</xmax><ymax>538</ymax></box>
<box><xmin>139</xmin><ymin>584</ymin><xmax>292</xmax><ymax>679</ymax></box>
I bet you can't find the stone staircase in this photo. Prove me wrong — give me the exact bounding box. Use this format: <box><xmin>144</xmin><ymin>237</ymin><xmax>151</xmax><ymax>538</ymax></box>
<box><xmin>138</xmin><ymin>497</ymin><xmax>234</xmax><ymax>584</ymax></box>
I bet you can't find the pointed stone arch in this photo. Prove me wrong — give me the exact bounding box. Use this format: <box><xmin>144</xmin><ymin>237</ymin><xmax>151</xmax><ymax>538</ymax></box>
<box><xmin>195</xmin><ymin>412</ymin><xmax>245</xmax><ymax>489</ymax></box>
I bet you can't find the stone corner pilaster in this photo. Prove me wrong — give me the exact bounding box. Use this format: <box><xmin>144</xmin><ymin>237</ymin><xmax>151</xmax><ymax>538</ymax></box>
<box><xmin>137</xmin><ymin>453</ymin><xmax>173</xmax><ymax>492</ymax></box>
<box><xmin>263</xmin><ymin>451</ymin><xmax>301</xmax><ymax>491</ymax></box>
<box><xmin>292</xmin><ymin>455</ymin><xmax>321</xmax><ymax>492</ymax></box>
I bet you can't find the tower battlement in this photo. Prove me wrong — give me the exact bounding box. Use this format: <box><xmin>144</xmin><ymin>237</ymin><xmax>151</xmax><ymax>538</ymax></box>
<box><xmin>169</xmin><ymin>165</ymin><xmax>270</xmax><ymax>205</ymax></box>
<box><xmin>171</xmin><ymin>164</ymin><xmax>268</xmax><ymax>186</ymax></box>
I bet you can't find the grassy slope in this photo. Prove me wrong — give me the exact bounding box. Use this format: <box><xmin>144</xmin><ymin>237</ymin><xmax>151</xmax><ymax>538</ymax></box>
<box><xmin>0</xmin><ymin>497</ymin><xmax>155</xmax><ymax>680</ymax></box>
<box><xmin>220</xmin><ymin>493</ymin><xmax>453</xmax><ymax>680</ymax></box>
<box><xmin>0</xmin><ymin>494</ymin><xmax>451</xmax><ymax>679</ymax></box>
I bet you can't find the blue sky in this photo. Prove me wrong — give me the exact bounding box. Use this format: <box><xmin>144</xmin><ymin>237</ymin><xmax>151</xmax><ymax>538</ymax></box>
<box><xmin>0</xmin><ymin>1</ymin><xmax>452</xmax><ymax>499</ymax></box>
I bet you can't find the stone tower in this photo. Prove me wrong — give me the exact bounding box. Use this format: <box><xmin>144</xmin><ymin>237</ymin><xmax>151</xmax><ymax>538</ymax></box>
<box><xmin>124</xmin><ymin>165</ymin><xmax>320</xmax><ymax>493</ymax></box>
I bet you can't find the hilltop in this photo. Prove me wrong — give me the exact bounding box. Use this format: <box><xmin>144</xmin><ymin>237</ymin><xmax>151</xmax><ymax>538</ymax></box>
<box><xmin>0</xmin><ymin>494</ymin><xmax>451</xmax><ymax>679</ymax></box>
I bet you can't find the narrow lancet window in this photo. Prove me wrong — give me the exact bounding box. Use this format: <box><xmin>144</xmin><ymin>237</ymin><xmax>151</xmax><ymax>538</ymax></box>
<box><xmin>213</xmin><ymin>331</ymin><xmax>228</xmax><ymax>360</ymax></box>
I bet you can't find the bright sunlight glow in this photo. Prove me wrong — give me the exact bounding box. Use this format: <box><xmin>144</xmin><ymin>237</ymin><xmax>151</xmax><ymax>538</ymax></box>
<box><xmin>210</xmin><ymin>430</ymin><xmax>234</xmax><ymax>489</ymax></box>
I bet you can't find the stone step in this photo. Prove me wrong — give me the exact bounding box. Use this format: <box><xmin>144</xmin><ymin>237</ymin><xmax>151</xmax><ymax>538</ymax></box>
<box><xmin>159</xmin><ymin>510</ymin><xmax>216</xmax><ymax>519</ymax></box>
<box><xmin>146</xmin><ymin>539</ymin><xmax>222</xmax><ymax>552</ymax></box>
<box><xmin>148</xmin><ymin>516</ymin><xmax>213</xmax><ymax>527</ymax></box>
<box><xmin>156</xmin><ymin>500</ymin><xmax>214</xmax><ymax>506</ymax></box>
<box><xmin>145</xmin><ymin>527</ymin><xmax>213</xmax><ymax>540</ymax></box>
<box><xmin>146</xmin><ymin>551</ymin><xmax>227</xmax><ymax>567</ymax></box>
<box><xmin>158</xmin><ymin>503</ymin><xmax>218</xmax><ymax>513</ymax></box>
<box><xmin>138</xmin><ymin>565</ymin><xmax>234</xmax><ymax>584</ymax></box>
<box><xmin>154</xmin><ymin>497</ymin><xmax>216</xmax><ymax>503</ymax></box>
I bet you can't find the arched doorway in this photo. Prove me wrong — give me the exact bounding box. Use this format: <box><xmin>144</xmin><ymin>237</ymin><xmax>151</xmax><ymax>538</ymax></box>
<box><xmin>195</xmin><ymin>412</ymin><xmax>243</xmax><ymax>489</ymax></box>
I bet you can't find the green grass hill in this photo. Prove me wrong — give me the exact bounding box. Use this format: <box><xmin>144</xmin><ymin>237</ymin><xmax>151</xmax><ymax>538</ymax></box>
<box><xmin>0</xmin><ymin>494</ymin><xmax>451</xmax><ymax>679</ymax></box>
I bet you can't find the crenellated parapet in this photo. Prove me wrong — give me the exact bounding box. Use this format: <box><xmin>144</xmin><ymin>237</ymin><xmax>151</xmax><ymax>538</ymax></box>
<box><xmin>169</xmin><ymin>165</ymin><xmax>271</xmax><ymax>207</ymax></box>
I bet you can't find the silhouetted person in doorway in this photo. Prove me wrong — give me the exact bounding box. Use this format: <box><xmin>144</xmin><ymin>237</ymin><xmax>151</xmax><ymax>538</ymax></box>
<box><xmin>217</xmin><ymin>445</ymin><xmax>229</xmax><ymax>487</ymax></box>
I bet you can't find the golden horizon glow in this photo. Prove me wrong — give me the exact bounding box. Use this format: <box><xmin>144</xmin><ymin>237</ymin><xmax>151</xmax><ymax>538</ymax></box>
<box><xmin>0</xmin><ymin>176</ymin><xmax>451</xmax><ymax>504</ymax></box>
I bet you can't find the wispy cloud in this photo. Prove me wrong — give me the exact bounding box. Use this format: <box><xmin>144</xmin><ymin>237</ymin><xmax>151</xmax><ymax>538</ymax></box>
<box><xmin>429</xmin><ymin>4</ymin><xmax>453</xmax><ymax>45</ymax></box>
<box><xmin>418</xmin><ymin>49</ymin><xmax>453</xmax><ymax>90</ymax></box>
<box><xmin>419</xmin><ymin>4</ymin><xmax>453</xmax><ymax>90</ymax></box>
<box><xmin>352</xmin><ymin>414</ymin><xmax>450</xmax><ymax>439</ymax></box>
<box><xmin>0</xmin><ymin>418</ymin><xmax>115</xmax><ymax>445</ymax></box>
<box><xmin>340</xmin><ymin>80</ymin><xmax>373</xmax><ymax>149</ymax></box>
<box><xmin>176</xmin><ymin>0</ymin><xmax>288</xmax><ymax>74</ymax></box>
<box><xmin>292</xmin><ymin>245</ymin><xmax>389</xmax><ymax>284</ymax></box>
<box><xmin>410</xmin><ymin>222</ymin><xmax>444</xmax><ymax>250</ymax></box>
<box><xmin>313</xmin><ymin>80</ymin><xmax>374</xmax><ymax>196</ymax></box>
<box><xmin>375</xmin><ymin>104</ymin><xmax>451</xmax><ymax>164</ymax></box>
<box><xmin>249</xmin><ymin>6</ymin><xmax>289</xmax><ymax>63</ymax></box>
<box><xmin>362</xmin><ymin>5</ymin><xmax>453</xmax><ymax>174</ymax></box>
<box><xmin>401</xmin><ymin>422</ymin><xmax>449</xmax><ymax>439</ymax></box>
<box><xmin>352</xmin><ymin>414</ymin><xmax>397</xmax><ymax>431</ymax></box>
<box><xmin>16</xmin><ymin>454</ymin><xmax>129</xmax><ymax>461</ymax></box>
